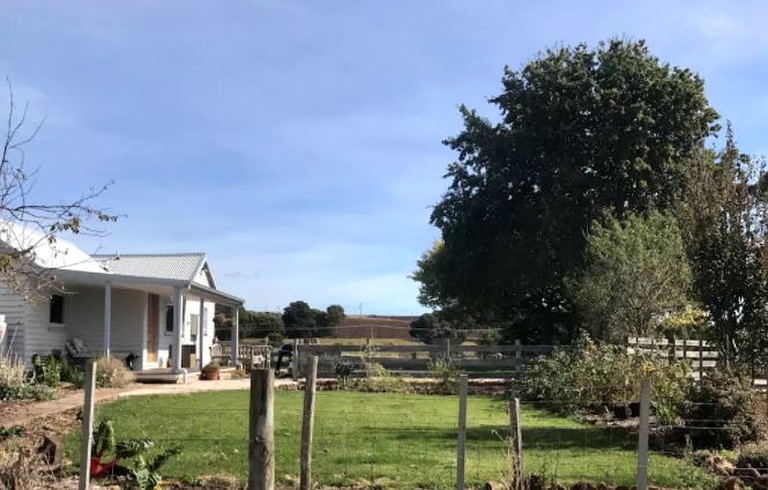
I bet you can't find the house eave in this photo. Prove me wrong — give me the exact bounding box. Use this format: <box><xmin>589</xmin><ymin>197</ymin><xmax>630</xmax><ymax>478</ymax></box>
<box><xmin>50</xmin><ymin>269</ymin><xmax>244</xmax><ymax>307</ymax></box>
<box><xmin>187</xmin><ymin>283</ymin><xmax>244</xmax><ymax>307</ymax></box>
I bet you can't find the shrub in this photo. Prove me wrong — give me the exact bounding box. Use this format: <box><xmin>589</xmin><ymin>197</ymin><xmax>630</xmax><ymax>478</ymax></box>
<box><xmin>334</xmin><ymin>361</ymin><xmax>355</xmax><ymax>389</ymax></box>
<box><xmin>678</xmin><ymin>369</ymin><xmax>766</xmax><ymax>449</ymax></box>
<box><xmin>60</xmin><ymin>355</ymin><xmax>84</xmax><ymax>387</ymax></box>
<box><xmin>201</xmin><ymin>361</ymin><xmax>220</xmax><ymax>374</ymax></box>
<box><xmin>0</xmin><ymin>356</ymin><xmax>56</xmax><ymax>401</ymax></box>
<box><xmin>356</xmin><ymin>362</ymin><xmax>408</xmax><ymax>393</ymax></box>
<box><xmin>428</xmin><ymin>359</ymin><xmax>461</xmax><ymax>394</ymax></box>
<box><xmin>0</xmin><ymin>356</ymin><xmax>25</xmax><ymax>398</ymax></box>
<box><xmin>737</xmin><ymin>443</ymin><xmax>768</xmax><ymax>472</ymax></box>
<box><xmin>519</xmin><ymin>333</ymin><xmax>690</xmax><ymax>423</ymax></box>
<box><xmin>95</xmin><ymin>356</ymin><xmax>131</xmax><ymax>388</ymax></box>
<box><xmin>31</xmin><ymin>353</ymin><xmax>62</xmax><ymax>387</ymax></box>
<box><xmin>18</xmin><ymin>383</ymin><xmax>55</xmax><ymax>401</ymax></box>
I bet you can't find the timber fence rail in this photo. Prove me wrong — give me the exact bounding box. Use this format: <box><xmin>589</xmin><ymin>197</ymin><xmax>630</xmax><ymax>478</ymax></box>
<box><xmin>222</xmin><ymin>336</ymin><xmax>727</xmax><ymax>381</ymax></box>
<box><xmin>292</xmin><ymin>341</ymin><xmax>556</xmax><ymax>379</ymax></box>
<box><xmin>627</xmin><ymin>337</ymin><xmax>719</xmax><ymax>380</ymax></box>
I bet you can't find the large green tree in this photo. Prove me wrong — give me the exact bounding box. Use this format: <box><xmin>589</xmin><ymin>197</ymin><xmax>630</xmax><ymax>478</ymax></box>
<box><xmin>282</xmin><ymin>301</ymin><xmax>316</xmax><ymax>338</ymax></box>
<box><xmin>418</xmin><ymin>39</ymin><xmax>718</xmax><ymax>342</ymax></box>
<box><xmin>569</xmin><ymin>211</ymin><xmax>692</xmax><ymax>342</ymax></box>
<box><xmin>678</xmin><ymin>127</ymin><xmax>768</xmax><ymax>365</ymax></box>
<box><xmin>282</xmin><ymin>301</ymin><xmax>345</xmax><ymax>338</ymax></box>
<box><xmin>409</xmin><ymin>312</ymin><xmax>467</xmax><ymax>344</ymax></box>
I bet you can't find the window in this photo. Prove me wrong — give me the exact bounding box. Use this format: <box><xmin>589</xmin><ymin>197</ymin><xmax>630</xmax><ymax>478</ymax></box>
<box><xmin>190</xmin><ymin>314</ymin><xmax>199</xmax><ymax>341</ymax></box>
<box><xmin>165</xmin><ymin>305</ymin><xmax>174</xmax><ymax>332</ymax></box>
<box><xmin>49</xmin><ymin>295</ymin><xmax>64</xmax><ymax>324</ymax></box>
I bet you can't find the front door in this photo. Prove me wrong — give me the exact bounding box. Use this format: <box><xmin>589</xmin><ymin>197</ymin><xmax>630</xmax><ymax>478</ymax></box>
<box><xmin>147</xmin><ymin>294</ymin><xmax>159</xmax><ymax>363</ymax></box>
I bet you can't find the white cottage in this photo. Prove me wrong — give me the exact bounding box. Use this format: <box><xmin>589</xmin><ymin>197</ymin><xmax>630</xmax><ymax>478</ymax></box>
<box><xmin>0</xmin><ymin>222</ymin><xmax>244</xmax><ymax>373</ymax></box>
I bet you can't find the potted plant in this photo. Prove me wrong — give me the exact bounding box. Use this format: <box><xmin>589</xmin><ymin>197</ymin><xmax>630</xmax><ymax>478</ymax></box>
<box><xmin>200</xmin><ymin>361</ymin><xmax>220</xmax><ymax>381</ymax></box>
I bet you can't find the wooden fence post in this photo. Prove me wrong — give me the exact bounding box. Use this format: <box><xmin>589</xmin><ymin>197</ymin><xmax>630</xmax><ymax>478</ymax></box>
<box><xmin>446</xmin><ymin>338</ymin><xmax>451</xmax><ymax>362</ymax></box>
<box><xmin>509</xmin><ymin>398</ymin><xmax>524</xmax><ymax>490</ymax></box>
<box><xmin>78</xmin><ymin>360</ymin><xmax>96</xmax><ymax>490</ymax></box>
<box><xmin>699</xmin><ymin>339</ymin><xmax>704</xmax><ymax>379</ymax></box>
<box><xmin>636</xmin><ymin>378</ymin><xmax>651</xmax><ymax>490</ymax></box>
<box><xmin>300</xmin><ymin>356</ymin><xmax>319</xmax><ymax>490</ymax></box>
<box><xmin>456</xmin><ymin>374</ymin><xmax>468</xmax><ymax>490</ymax></box>
<box><xmin>682</xmin><ymin>339</ymin><xmax>687</xmax><ymax>366</ymax></box>
<box><xmin>291</xmin><ymin>338</ymin><xmax>299</xmax><ymax>381</ymax></box>
<box><xmin>249</xmin><ymin>368</ymin><xmax>275</xmax><ymax>490</ymax></box>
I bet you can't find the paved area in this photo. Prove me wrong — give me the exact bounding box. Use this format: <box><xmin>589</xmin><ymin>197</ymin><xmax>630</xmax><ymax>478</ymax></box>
<box><xmin>3</xmin><ymin>376</ymin><xmax>299</xmax><ymax>427</ymax></box>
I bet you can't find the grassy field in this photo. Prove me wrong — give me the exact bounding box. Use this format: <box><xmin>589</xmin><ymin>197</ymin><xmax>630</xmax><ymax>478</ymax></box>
<box><xmin>66</xmin><ymin>391</ymin><xmax>716</xmax><ymax>489</ymax></box>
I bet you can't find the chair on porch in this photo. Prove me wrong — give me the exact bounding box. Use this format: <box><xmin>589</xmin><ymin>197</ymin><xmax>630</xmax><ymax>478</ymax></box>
<box><xmin>209</xmin><ymin>343</ymin><xmax>231</xmax><ymax>367</ymax></box>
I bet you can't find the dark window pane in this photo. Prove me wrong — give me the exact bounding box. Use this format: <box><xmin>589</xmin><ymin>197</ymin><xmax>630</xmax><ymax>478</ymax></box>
<box><xmin>166</xmin><ymin>305</ymin><xmax>174</xmax><ymax>332</ymax></box>
<box><xmin>49</xmin><ymin>295</ymin><xmax>64</xmax><ymax>324</ymax></box>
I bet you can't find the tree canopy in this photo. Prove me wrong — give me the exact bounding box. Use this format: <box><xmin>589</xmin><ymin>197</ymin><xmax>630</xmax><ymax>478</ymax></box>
<box><xmin>678</xmin><ymin>127</ymin><xmax>768</xmax><ymax>363</ymax></box>
<box><xmin>569</xmin><ymin>211</ymin><xmax>692</xmax><ymax>342</ymax></box>
<box><xmin>0</xmin><ymin>86</ymin><xmax>118</xmax><ymax>297</ymax></box>
<box><xmin>282</xmin><ymin>301</ymin><xmax>346</xmax><ymax>338</ymax></box>
<box><xmin>417</xmin><ymin>38</ymin><xmax>719</xmax><ymax>343</ymax></box>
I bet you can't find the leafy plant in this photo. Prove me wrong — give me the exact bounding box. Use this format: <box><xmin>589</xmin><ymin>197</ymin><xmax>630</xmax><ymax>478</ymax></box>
<box><xmin>31</xmin><ymin>353</ymin><xmax>62</xmax><ymax>387</ymax></box>
<box><xmin>334</xmin><ymin>361</ymin><xmax>355</xmax><ymax>389</ymax></box>
<box><xmin>0</xmin><ymin>425</ymin><xmax>24</xmax><ymax>441</ymax></box>
<box><xmin>90</xmin><ymin>418</ymin><xmax>182</xmax><ymax>489</ymax></box>
<box><xmin>60</xmin><ymin>354</ymin><xmax>85</xmax><ymax>387</ymax></box>
<box><xmin>132</xmin><ymin>445</ymin><xmax>183</xmax><ymax>490</ymax></box>
<box><xmin>677</xmin><ymin>369</ymin><xmax>766</xmax><ymax>449</ymax></box>
<box><xmin>428</xmin><ymin>359</ymin><xmax>461</xmax><ymax>394</ymax></box>
<box><xmin>519</xmin><ymin>332</ymin><xmax>690</xmax><ymax>423</ymax></box>
<box><xmin>0</xmin><ymin>355</ymin><xmax>55</xmax><ymax>401</ymax></box>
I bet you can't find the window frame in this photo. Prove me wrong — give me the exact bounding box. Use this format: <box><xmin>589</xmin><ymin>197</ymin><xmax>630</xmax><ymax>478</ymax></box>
<box><xmin>49</xmin><ymin>294</ymin><xmax>65</xmax><ymax>325</ymax></box>
<box><xmin>165</xmin><ymin>305</ymin><xmax>174</xmax><ymax>333</ymax></box>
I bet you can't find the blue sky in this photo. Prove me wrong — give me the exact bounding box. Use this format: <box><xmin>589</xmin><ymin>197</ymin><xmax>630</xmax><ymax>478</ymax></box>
<box><xmin>1</xmin><ymin>1</ymin><xmax>768</xmax><ymax>314</ymax></box>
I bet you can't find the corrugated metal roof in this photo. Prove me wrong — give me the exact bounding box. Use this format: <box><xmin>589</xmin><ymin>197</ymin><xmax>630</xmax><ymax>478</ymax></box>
<box><xmin>0</xmin><ymin>220</ymin><xmax>107</xmax><ymax>273</ymax></box>
<box><xmin>92</xmin><ymin>253</ymin><xmax>207</xmax><ymax>283</ymax></box>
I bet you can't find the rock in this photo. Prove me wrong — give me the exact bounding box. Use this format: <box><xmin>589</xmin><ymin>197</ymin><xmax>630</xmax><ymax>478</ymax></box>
<box><xmin>734</xmin><ymin>465</ymin><xmax>761</xmax><ymax>482</ymax></box>
<box><xmin>721</xmin><ymin>476</ymin><xmax>741</xmax><ymax>490</ymax></box>
<box><xmin>37</xmin><ymin>433</ymin><xmax>63</xmax><ymax>469</ymax></box>
<box><xmin>526</xmin><ymin>474</ymin><xmax>546</xmax><ymax>489</ymax></box>
<box><xmin>752</xmin><ymin>475</ymin><xmax>768</xmax><ymax>490</ymax></box>
<box><xmin>484</xmin><ymin>481</ymin><xmax>509</xmax><ymax>490</ymax></box>
<box><xmin>712</xmin><ymin>456</ymin><xmax>736</xmax><ymax>476</ymax></box>
<box><xmin>571</xmin><ymin>482</ymin><xmax>596</xmax><ymax>490</ymax></box>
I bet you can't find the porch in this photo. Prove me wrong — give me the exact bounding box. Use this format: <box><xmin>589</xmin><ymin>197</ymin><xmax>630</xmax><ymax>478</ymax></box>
<box><xmin>55</xmin><ymin>268</ymin><xmax>245</xmax><ymax>375</ymax></box>
<box><xmin>133</xmin><ymin>367</ymin><xmax>237</xmax><ymax>383</ymax></box>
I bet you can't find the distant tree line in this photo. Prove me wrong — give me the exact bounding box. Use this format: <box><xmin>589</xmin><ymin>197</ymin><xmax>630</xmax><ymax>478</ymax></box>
<box><xmin>214</xmin><ymin>302</ymin><xmax>346</xmax><ymax>341</ymax></box>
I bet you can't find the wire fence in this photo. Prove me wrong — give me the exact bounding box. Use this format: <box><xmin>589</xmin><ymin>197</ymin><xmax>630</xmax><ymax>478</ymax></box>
<box><xmin>50</xmin><ymin>362</ymin><xmax>768</xmax><ymax>489</ymax></box>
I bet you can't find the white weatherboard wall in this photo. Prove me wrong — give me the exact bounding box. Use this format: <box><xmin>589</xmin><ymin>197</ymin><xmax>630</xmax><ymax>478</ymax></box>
<box><xmin>24</xmin><ymin>298</ymin><xmax>66</xmax><ymax>364</ymax></box>
<box><xmin>0</xmin><ymin>283</ymin><xmax>27</xmax><ymax>363</ymax></box>
<box><xmin>66</xmin><ymin>286</ymin><xmax>145</xmax><ymax>359</ymax></box>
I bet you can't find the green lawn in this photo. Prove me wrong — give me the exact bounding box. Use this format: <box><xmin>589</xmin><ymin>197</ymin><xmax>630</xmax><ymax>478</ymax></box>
<box><xmin>66</xmin><ymin>391</ymin><xmax>716</xmax><ymax>489</ymax></box>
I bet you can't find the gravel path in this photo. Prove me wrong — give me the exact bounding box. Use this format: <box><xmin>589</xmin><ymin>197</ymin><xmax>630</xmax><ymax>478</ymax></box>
<box><xmin>2</xmin><ymin>377</ymin><xmax>299</xmax><ymax>427</ymax></box>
